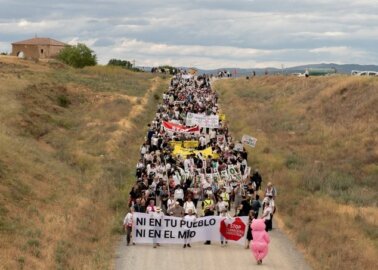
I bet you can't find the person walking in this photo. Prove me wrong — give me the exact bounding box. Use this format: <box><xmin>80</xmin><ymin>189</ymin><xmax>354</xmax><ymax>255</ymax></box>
<box><xmin>123</xmin><ymin>207</ymin><xmax>135</xmax><ymax>246</ymax></box>
<box><xmin>251</xmin><ymin>169</ymin><xmax>262</xmax><ymax>191</ymax></box>
<box><xmin>219</xmin><ymin>208</ymin><xmax>232</xmax><ymax>246</ymax></box>
<box><xmin>188</xmin><ymin>182</ymin><xmax>201</xmax><ymax>208</ymax></box>
<box><xmin>133</xmin><ymin>197</ymin><xmax>146</xmax><ymax>213</ymax></box>
<box><xmin>216</xmin><ymin>196</ymin><xmax>228</xmax><ymax>215</ymax></box>
<box><xmin>183</xmin><ymin>209</ymin><xmax>196</xmax><ymax>248</ymax></box>
<box><xmin>146</xmin><ymin>199</ymin><xmax>156</xmax><ymax>213</ymax></box>
<box><xmin>264</xmin><ymin>182</ymin><xmax>277</xmax><ymax>199</ymax></box>
<box><xmin>202</xmin><ymin>194</ymin><xmax>215</xmax><ymax>245</ymax></box>
<box><xmin>183</xmin><ymin>196</ymin><xmax>197</xmax><ymax>215</ymax></box>
<box><xmin>219</xmin><ymin>186</ymin><xmax>230</xmax><ymax>209</ymax></box>
<box><xmin>246</xmin><ymin>210</ymin><xmax>255</xmax><ymax>249</ymax></box>
<box><xmin>170</xmin><ymin>202</ymin><xmax>185</xmax><ymax>217</ymax></box>
<box><xmin>261</xmin><ymin>200</ymin><xmax>273</xmax><ymax>231</ymax></box>
<box><xmin>251</xmin><ymin>194</ymin><xmax>262</xmax><ymax>219</ymax></box>
<box><xmin>250</xmin><ymin>219</ymin><xmax>270</xmax><ymax>265</ymax></box>
<box><xmin>151</xmin><ymin>206</ymin><xmax>164</xmax><ymax>248</ymax></box>
<box><xmin>174</xmin><ymin>184</ymin><xmax>185</xmax><ymax>206</ymax></box>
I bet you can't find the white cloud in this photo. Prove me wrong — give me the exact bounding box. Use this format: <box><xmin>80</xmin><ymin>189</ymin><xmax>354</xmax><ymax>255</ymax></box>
<box><xmin>0</xmin><ymin>0</ymin><xmax>377</xmax><ymax>68</ymax></box>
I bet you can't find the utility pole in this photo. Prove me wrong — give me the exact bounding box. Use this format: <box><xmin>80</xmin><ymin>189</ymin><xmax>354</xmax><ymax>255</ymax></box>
<box><xmin>132</xmin><ymin>59</ymin><xmax>136</xmax><ymax>68</ymax></box>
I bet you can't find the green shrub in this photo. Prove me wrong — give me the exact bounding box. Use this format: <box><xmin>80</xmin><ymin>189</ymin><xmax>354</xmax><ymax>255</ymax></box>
<box><xmin>108</xmin><ymin>59</ymin><xmax>133</xmax><ymax>69</ymax></box>
<box><xmin>285</xmin><ymin>153</ymin><xmax>303</xmax><ymax>169</ymax></box>
<box><xmin>57</xmin><ymin>95</ymin><xmax>71</xmax><ymax>108</ymax></box>
<box><xmin>57</xmin><ymin>44</ymin><xmax>97</xmax><ymax>68</ymax></box>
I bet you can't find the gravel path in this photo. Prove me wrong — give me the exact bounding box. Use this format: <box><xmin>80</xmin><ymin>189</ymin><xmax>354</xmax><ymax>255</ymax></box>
<box><xmin>114</xmin><ymin>227</ymin><xmax>312</xmax><ymax>270</ymax></box>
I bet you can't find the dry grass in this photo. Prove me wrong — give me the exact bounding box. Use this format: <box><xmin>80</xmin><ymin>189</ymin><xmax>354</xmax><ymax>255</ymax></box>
<box><xmin>214</xmin><ymin>75</ymin><xmax>378</xmax><ymax>270</ymax></box>
<box><xmin>0</xmin><ymin>56</ymin><xmax>169</xmax><ymax>269</ymax></box>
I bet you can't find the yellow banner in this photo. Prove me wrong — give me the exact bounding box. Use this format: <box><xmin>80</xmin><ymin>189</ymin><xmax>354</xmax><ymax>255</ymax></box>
<box><xmin>183</xmin><ymin>140</ymin><xmax>199</xmax><ymax>148</ymax></box>
<box><xmin>219</xmin><ymin>114</ymin><xmax>226</xmax><ymax>121</ymax></box>
<box><xmin>173</xmin><ymin>145</ymin><xmax>219</xmax><ymax>159</ymax></box>
<box><xmin>169</xmin><ymin>141</ymin><xmax>182</xmax><ymax>147</ymax></box>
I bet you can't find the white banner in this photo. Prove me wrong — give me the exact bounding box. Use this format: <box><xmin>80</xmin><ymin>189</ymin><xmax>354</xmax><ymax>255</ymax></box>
<box><xmin>241</xmin><ymin>135</ymin><xmax>257</xmax><ymax>148</ymax></box>
<box><xmin>132</xmin><ymin>213</ymin><xmax>248</xmax><ymax>245</ymax></box>
<box><xmin>181</xmin><ymin>74</ymin><xmax>193</xmax><ymax>80</ymax></box>
<box><xmin>186</xmin><ymin>113</ymin><xmax>219</xmax><ymax>129</ymax></box>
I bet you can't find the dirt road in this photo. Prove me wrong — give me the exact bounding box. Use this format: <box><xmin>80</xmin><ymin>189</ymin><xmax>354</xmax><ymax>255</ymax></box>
<box><xmin>115</xmin><ymin>227</ymin><xmax>311</xmax><ymax>270</ymax></box>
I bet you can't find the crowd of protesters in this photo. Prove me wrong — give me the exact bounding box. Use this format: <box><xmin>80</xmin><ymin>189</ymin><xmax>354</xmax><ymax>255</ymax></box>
<box><xmin>123</xmin><ymin>71</ymin><xmax>277</xmax><ymax>248</ymax></box>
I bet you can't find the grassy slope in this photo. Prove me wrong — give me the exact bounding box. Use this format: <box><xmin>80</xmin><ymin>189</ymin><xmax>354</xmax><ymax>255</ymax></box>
<box><xmin>0</xmin><ymin>56</ymin><xmax>169</xmax><ymax>269</ymax></box>
<box><xmin>214</xmin><ymin>76</ymin><xmax>377</xmax><ymax>270</ymax></box>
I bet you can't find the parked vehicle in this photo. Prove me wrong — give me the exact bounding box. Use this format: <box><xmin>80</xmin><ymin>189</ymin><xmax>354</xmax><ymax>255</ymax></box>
<box><xmin>351</xmin><ymin>70</ymin><xmax>378</xmax><ymax>76</ymax></box>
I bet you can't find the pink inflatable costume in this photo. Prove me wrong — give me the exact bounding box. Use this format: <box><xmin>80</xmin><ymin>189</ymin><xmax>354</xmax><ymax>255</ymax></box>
<box><xmin>250</xmin><ymin>219</ymin><xmax>270</xmax><ymax>264</ymax></box>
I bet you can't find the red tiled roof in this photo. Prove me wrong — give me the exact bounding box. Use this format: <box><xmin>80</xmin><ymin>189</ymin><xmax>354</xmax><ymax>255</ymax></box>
<box><xmin>12</xmin><ymin>37</ymin><xmax>67</xmax><ymax>46</ymax></box>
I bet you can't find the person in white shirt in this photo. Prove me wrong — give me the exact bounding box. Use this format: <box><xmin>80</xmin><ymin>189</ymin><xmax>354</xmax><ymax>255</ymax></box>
<box><xmin>123</xmin><ymin>207</ymin><xmax>134</xmax><ymax>246</ymax></box>
<box><xmin>151</xmin><ymin>207</ymin><xmax>164</xmax><ymax>248</ymax></box>
<box><xmin>151</xmin><ymin>135</ymin><xmax>159</xmax><ymax>150</ymax></box>
<box><xmin>261</xmin><ymin>201</ymin><xmax>273</xmax><ymax>232</ymax></box>
<box><xmin>184</xmin><ymin>157</ymin><xmax>192</xmax><ymax>172</ymax></box>
<box><xmin>199</xmin><ymin>136</ymin><xmax>207</xmax><ymax>150</ymax></box>
<box><xmin>183</xmin><ymin>209</ymin><xmax>196</xmax><ymax>248</ymax></box>
<box><xmin>183</xmin><ymin>196</ymin><xmax>197</xmax><ymax>215</ymax></box>
<box><xmin>262</xmin><ymin>195</ymin><xmax>275</xmax><ymax>231</ymax></box>
<box><xmin>216</xmin><ymin>196</ymin><xmax>229</xmax><ymax>215</ymax></box>
<box><xmin>219</xmin><ymin>208</ymin><xmax>232</xmax><ymax>246</ymax></box>
<box><xmin>140</xmin><ymin>143</ymin><xmax>148</xmax><ymax>158</ymax></box>
<box><xmin>167</xmin><ymin>194</ymin><xmax>176</xmax><ymax>214</ymax></box>
<box><xmin>174</xmin><ymin>185</ymin><xmax>185</xmax><ymax>206</ymax></box>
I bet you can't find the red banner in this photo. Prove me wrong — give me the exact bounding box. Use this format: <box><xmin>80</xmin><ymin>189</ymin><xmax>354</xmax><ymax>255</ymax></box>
<box><xmin>163</xmin><ymin>121</ymin><xmax>200</xmax><ymax>134</ymax></box>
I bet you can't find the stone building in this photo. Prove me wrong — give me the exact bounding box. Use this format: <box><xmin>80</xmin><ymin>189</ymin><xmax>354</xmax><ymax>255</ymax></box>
<box><xmin>11</xmin><ymin>37</ymin><xmax>67</xmax><ymax>59</ymax></box>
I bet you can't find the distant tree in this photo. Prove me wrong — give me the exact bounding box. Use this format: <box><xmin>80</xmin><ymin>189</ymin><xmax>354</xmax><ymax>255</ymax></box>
<box><xmin>0</xmin><ymin>52</ymin><xmax>8</xmax><ymax>55</ymax></box>
<box><xmin>108</xmin><ymin>59</ymin><xmax>133</xmax><ymax>69</ymax></box>
<box><xmin>57</xmin><ymin>43</ymin><xmax>97</xmax><ymax>68</ymax></box>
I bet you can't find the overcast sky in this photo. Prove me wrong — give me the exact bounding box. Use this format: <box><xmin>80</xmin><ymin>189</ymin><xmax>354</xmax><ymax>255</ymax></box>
<box><xmin>0</xmin><ymin>0</ymin><xmax>377</xmax><ymax>69</ymax></box>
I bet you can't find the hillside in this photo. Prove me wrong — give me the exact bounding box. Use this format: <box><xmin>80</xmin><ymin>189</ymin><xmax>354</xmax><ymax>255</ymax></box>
<box><xmin>214</xmin><ymin>76</ymin><xmax>378</xmax><ymax>270</ymax></box>
<box><xmin>0</xmin><ymin>56</ymin><xmax>169</xmax><ymax>269</ymax></box>
<box><xmin>190</xmin><ymin>63</ymin><xmax>378</xmax><ymax>76</ymax></box>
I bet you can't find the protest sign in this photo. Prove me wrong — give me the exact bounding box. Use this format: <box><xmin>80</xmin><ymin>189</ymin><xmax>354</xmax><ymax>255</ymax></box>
<box><xmin>234</xmin><ymin>143</ymin><xmax>244</xmax><ymax>152</ymax></box>
<box><xmin>133</xmin><ymin>213</ymin><xmax>248</xmax><ymax>245</ymax></box>
<box><xmin>217</xmin><ymin>134</ymin><xmax>226</xmax><ymax>145</ymax></box>
<box><xmin>228</xmin><ymin>165</ymin><xmax>242</xmax><ymax>181</ymax></box>
<box><xmin>212</xmin><ymin>172</ymin><xmax>221</xmax><ymax>183</ymax></box>
<box><xmin>186</xmin><ymin>113</ymin><xmax>219</xmax><ymax>129</ymax></box>
<box><xmin>220</xmin><ymin>170</ymin><xmax>230</xmax><ymax>181</ymax></box>
<box><xmin>163</xmin><ymin>121</ymin><xmax>200</xmax><ymax>134</ymax></box>
<box><xmin>241</xmin><ymin>135</ymin><xmax>257</xmax><ymax>148</ymax></box>
<box><xmin>206</xmin><ymin>174</ymin><xmax>214</xmax><ymax>184</ymax></box>
<box><xmin>219</xmin><ymin>114</ymin><xmax>226</xmax><ymax>121</ymax></box>
<box><xmin>219</xmin><ymin>217</ymin><xmax>246</xmax><ymax>241</ymax></box>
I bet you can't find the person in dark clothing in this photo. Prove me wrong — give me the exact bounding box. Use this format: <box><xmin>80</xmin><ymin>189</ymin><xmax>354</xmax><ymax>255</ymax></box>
<box><xmin>133</xmin><ymin>198</ymin><xmax>146</xmax><ymax>213</ymax></box>
<box><xmin>238</xmin><ymin>196</ymin><xmax>251</xmax><ymax>216</ymax></box>
<box><xmin>146</xmin><ymin>125</ymin><xmax>155</xmax><ymax>145</ymax></box>
<box><xmin>129</xmin><ymin>184</ymin><xmax>141</xmax><ymax>206</ymax></box>
<box><xmin>246</xmin><ymin>210</ymin><xmax>255</xmax><ymax>249</ymax></box>
<box><xmin>251</xmin><ymin>194</ymin><xmax>262</xmax><ymax>219</ymax></box>
<box><xmin>251</xmin><ymin>169</ymin><xmax>262</xmax><ymax>191</ymax></box>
